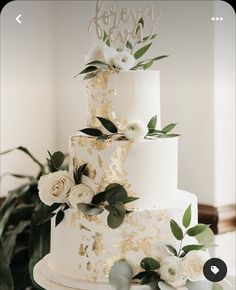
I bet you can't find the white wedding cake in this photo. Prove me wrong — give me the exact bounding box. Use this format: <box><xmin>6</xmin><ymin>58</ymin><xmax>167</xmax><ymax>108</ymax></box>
<box><xmin>34</xmin><ymin>2</ymin><xmax>214</xmax><ymax>290</ymax></box>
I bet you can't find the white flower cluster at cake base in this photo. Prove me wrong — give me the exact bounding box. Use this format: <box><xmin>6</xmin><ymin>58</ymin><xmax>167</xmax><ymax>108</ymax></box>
<box><xmin>159</xmin><ymin>250</ymin><xmax>210</xmax><ymax>288</ymax></box>
<box><xmin>38</xmin><ymin>170</ymin><xmax>94</xmax><ymax>207</ymax></box>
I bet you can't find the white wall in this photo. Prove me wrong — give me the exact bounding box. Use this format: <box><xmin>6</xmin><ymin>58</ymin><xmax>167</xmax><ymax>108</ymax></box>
<box><xmin>1</xmin><ymin>1</ymin><xmax>235</xmax><ymax>207</ymax></box>
<box><xmin>1</xmin><ymin>1</ymin><xmax>57</xmax><ymax>195</ymax></box>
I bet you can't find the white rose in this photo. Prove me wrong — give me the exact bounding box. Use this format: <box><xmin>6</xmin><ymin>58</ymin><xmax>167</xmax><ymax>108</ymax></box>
<box><xmin>38</xmin><ymin>171</ymin><xmax>74</xmax><ymax>206</ymax></box>
<box><xmin>182</xmin><ymin>250</ymin><xmax>210</xmax><ymax>281</ymax></box>
<box><xmin>68</xmin><ymin>184</ymin><xmax>94</xmax><ymax>209</ymax></box>
<box><xmin>123</xmin><ymin>120</ymin><xmax>148</xmax><ymax>141</ymax></box>
<box><xmin>85</xmin><ymin>43</ymin><xmax>117</xmax><ymax>66</ymax></box>
<box><xmin>112</xmin><ymin>51</ymin><xmax>135</xmax><ymax>70</ymax></box>
<box><xmin>159</xmin><ymin>256</ymin><xmax>187</xmax><ymax>288</ymax></box>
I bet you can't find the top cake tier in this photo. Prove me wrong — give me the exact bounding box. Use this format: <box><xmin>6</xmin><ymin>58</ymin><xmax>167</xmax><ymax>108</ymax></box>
<box><xmin>86</xmin><ymin>70</ymin><xmax>161</xmax><ymax>129</ymax></box>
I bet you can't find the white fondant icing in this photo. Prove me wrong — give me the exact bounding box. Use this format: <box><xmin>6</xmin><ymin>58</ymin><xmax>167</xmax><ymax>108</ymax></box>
<box><xmin>70</xmin><ymin>136</ymin><xmax>178</xmax><ymax>208</ymax></box>
<box><xmin>86</xmin><ymin>70</ymin><xmax>161</xmax><ymax>128</ymax></box>
<box><xmin>49</xmin><ymin>191</ymin><xmax>197</xmax><ymax>286</ymax></box>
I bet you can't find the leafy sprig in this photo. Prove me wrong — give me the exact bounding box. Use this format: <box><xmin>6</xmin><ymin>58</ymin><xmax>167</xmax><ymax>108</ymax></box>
<box><xmin>146</xmin><ymin>115</ymin><xmax>180</xmax><ymax>139</ymax></box>
<box><xmin>75</xmin><ymin>18</ymin><xmax>169</xmax><ymax>80</ymax></box>
<box><xmin>80</xmin><ymin>115</ymin><xmax>179</xmax><ymax>140</ymax></box>
<box><xmin>77</xmin><ymin>183</ymin><xmax>139</xmax><ymax>229</ymax></box>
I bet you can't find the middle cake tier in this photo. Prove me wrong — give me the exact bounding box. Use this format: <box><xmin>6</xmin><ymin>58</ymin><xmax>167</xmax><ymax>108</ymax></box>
<box><xmin>70</xmin><ymin>135</ymin><xmax>178</xmax><ymax>208</ymax></box>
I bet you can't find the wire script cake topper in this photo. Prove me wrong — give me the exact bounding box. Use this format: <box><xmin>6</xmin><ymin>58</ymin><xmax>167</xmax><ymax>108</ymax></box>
<box><xmin>88</xmin><ymin>0</ymin><xmax>161</xmax><ymax>48</ymax></box>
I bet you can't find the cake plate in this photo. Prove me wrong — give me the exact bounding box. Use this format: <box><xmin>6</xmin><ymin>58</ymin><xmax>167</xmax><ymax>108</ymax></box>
<box><xmin>34</xmin><ymin>254</ymin><xmax>234</xmax><ymax>290</ymax></box>
<box><xmin>34</xmin><ymin>254</ymin><xmax>152</xmax><ymax>290</ymax></box>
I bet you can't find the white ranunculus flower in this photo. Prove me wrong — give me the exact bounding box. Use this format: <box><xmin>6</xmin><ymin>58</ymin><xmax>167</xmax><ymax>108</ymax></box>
<box><xmin>123</xmin><ymin>120</ymin><xmax>148</xmax><ymax>141</ymax></box>
<box><xmin>38</xmin><ymin>171</ymin><xmax>74</xmax><ymax>206</ymax></box>
<box><xmin>68</xmin><ymin>184</ymin><xmax>94</xmax><ymax>209</ymax></box>
<box><xmin>159</xmin><ymin>256</ymin><xmax>187</xmax><ymax>288</ymax></box>
<box><xmin>182</xmin><ymin>250</ymin><xmax>210</xmax><ymax>281</ymax></box>
<box><xmin>112</xmin><ymin>51</ymin><xmax>135</xmax><ymax>70</ymax></box>
<box><xmin>85</xmin><ymin>43</ymin><xmax>117</xmax><ymax>66</ymax></box>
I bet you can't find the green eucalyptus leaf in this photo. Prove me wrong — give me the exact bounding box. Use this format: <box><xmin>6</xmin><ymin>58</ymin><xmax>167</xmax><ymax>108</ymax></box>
<box><xmin>182</xmin><ymin>244</ymin><xmax>204</xmax><ymax>253</ymax></box>
<box><xmin>143</xmin><ymin>60</ymin><xmax>154</xmax><ymax>70</ymax></box>
<box><xmin>195</xmin><ymin>227</ymin><xmax>214</xmax><ymax>246</ymax></box>
<box><xmin>187</xmin><ymin>224</ymin><xmax>210</xmax><ymax>237</ymax></box>
<box><xmin>126</xmin><ymin>40</ymin><xmax>133</xmax><ymax>50</ymax></box>
<box><xmin>170</xmin><ymin>219</ymin><xmax>184</xmax><ymax>240</ymax></box>
<box><xmin>147</xmin><ymin>115</ymin><xmax>158</xmax><ymax>130</ymax></box>
<box><xmin>140</xmin><ymin>271</ymin><xmax>160</xmax><ymax>286</ymax></box>
<box><xmin>121</xmin><ymin>196</ymin><xmax>139</xmax><ymax>204</ymax></box>
<box><xmin>153</xmin><ymin>55</ymin><xmax>169</xmax><ymax>61</ymax></box>
<box><xmin>78</xmin><ymin>66</ymin><xmax>98</xmax><ymax>75</ymax></box>
<box><xmin>91</xmin><ymin>190</ymin><xmax>108</xmax><ymax>205</ymax></box>
<box><xmin>96</xmin><ymin>135</ymin><xmax>109</xmax><ymax>141</ymax></box>
<box><xmin>140</xmin><ymin>257</ymin><xmax>160</xmax><ymax>271</ymax></box>
<box><xmin>159</xmin><ymin>134</ymin><xmax>180</xmax><ymax>138</ymax></box>
<box><xmin>77</xmin><ymin>203</ymin><xmax>104</xmax><ymax>216</ymax></box>
<box><xmin>51</xmin><ymin>151</ymin><xmax>65</xmax><ymax>170</ymax></box>
<box><xmin>103</xmin><ymin>30</ymin><xmax>110</xmax><ymax>46</ymax></box>
<box><xmin>55</xmin><ymin>210</ymin><xmax>65</xmax><ymax>227</ymax></box>
<box><xmin>132</xmin><ymin>271</ymin><xmax>147</xmax><ymax>280</ymax></box>
<box><xmin>96</xmin><ymin>116</ymin><xmax>118</xmax><ymax>133</ymax></box>
<box><xmin>105</xmin><ymin>205</ymin><xmax>118</xmax><ymax>216</ymax></box>
<box><xmin>212</xmin><ymin>283</ymin><xmax>223</xmax><ymax>290</ymax></box>
<box><xmin>182</xmin><ymin>204</ymin><xmax>192</xmax><ymax>228</ymax></box>
<box><xmin>142</xmin><ymin>33</ymin><xmax>157</xmax><ymax>42</ymax></box>
<box><xmin>162</xmin><ymin>123</ymin><xmax>177</xmax><ymax>134</ymax></box>
<box><xmin>83</xmin><ymin>71</ymin><xmax>99</xmax><ymax>80</ymax></box>
<box><xmin>105</xmin><ymin>183</ymin><xmax>128</xmax><ymax>205</ymax></box>
<box><xmin>109</xmin><ymin>260</ymin><xmax>133</xmax><ymax>290</ymax></box>
<box><xmin>86</xmin><ymin>60</ymin><xmax>110</xmax><ymax>67</ymax></box>
<box><xmin>135</xmin><ymin>17</ymin><xmax>144</xmax><ymax>34</ymax></box>
<box><xmin>164</xmin><ymin>245</ymin><xmax>177</xmax><ymax>256</ymax></box>
<box><xmin>134</xmin><ymin>43</ymin><xmax>152</xmax><ymax>59</ymax></box>
<box><xmin>80</xmin><ymin>128</ymin><xmax>103</xmax><ymax>136</ymax></box>
<box><xmin>107</xmin><ymin>201</ymin><xmax>126</xmax><ymax>229</ymax></box>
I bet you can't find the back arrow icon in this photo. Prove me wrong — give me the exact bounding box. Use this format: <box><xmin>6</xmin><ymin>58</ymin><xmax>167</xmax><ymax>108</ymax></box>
<box><xmin>16</xmin><ymin>15</ymin><xmax>22</xmax><ymax>24</ymax></box>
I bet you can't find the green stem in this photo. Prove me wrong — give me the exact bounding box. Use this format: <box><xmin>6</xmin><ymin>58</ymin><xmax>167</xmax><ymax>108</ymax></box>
<box><xmin>178</xmin><ymin>233</ymin><xmax>186</xmax><ymax>257</ymax></box>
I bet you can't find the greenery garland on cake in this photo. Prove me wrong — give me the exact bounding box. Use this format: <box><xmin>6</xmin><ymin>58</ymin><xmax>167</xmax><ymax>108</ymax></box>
<box><xmin>80</xmin><ymin>115</ymin><xmax>179</xmax><ymax>141</ymax></box>
<box><xmin>36</xmin><ymin>151</ymin><xmax>139</xmax><ymax>229</ymax></box>
<box><xmin>74</xmin><ymin>18</ymin><xmax>169</xmax><ymax>80</ymax></box>
<box><xmin>108</xmin><ymin>205</ymin><xmax>223</xmax><ymax>290</ymax></box>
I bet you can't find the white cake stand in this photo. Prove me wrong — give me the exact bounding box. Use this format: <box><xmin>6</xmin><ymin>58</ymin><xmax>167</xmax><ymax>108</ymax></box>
<box><xmin>33</xmin><ymin>254</ymin><xmax>151</xmax><ymax>290</ymax></box>
<box><xmin>34</xmin><ymin>254</ymin><xmax>234</xmax><ymax>290</ymax></box>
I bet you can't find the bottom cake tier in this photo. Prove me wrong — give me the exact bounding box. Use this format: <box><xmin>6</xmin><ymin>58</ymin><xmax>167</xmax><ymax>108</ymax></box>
<box><xmin>41</xmin><ymin>190</ymin><xmax>198</xmax><ymax>289</ymax></box>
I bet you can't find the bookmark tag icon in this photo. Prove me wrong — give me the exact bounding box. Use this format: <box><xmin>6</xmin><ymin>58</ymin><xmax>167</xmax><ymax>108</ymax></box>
<box><xmin>211</xmin><ymin>265</ymin><xmax>219</xmax><ymax>275</ymax></box>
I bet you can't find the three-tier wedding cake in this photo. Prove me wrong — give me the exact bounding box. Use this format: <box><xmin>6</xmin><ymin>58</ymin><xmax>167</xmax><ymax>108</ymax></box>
<box><xmin>34</xmin><ymin>2</ymin><xmax>214</xmax><ymax>290</ymax></box>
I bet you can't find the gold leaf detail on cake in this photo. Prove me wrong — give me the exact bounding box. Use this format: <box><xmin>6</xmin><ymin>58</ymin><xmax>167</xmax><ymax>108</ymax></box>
<box><xmin>92</xmin><ymin>232</ymin><xmax>104</xmax><ymax>256</ymax></box>
<box><xmin>79</xmin><ymin>244</ymin><xmax>89</xmax><ymax>257</ymax></box>
<box><xmin>90</xmin><ymin>139</ymin><xmax>112</xmax><ymax>151</ymax></box>
<box><xmin>157</xmin><ymin>210</ymin><xmax>169</xmax><ymax>221</ymax></box>
<box><xmin>99</xmin><ymin>142</ymin><xmax>136</xmax><ymax>196</ymax></box>
<box><xmin>137</xmin><ymin>237</ymin><xmax>153</xmax><ymax>255</ymax></box>
<box><xmin>118</xmin><ymin>231</ymin><xmax>138</xmax><ymax>253</ymax></box>
<box><xmin>79</xmin><ymin>223</ymin><xmax>91</xmax><ymax>232</ymax></box>
<box><xmin>97</xmin><ymin>155</ymin><xmax>104</xmax><ymax>169</ymax></box>
<box><xmin>83</xmin><ymin>214</ymin><xmax>102</xmax><ymax>225</ymax></box>
<box><xmin>87</xmin><ymin>262</ymin><xmax>92</xmax><ymax>271</ymax></box>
